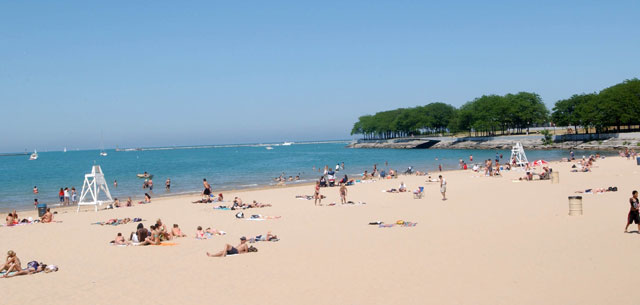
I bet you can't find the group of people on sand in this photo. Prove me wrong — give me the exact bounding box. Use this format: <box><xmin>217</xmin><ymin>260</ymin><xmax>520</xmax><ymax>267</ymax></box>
<box><xmin>193</xmin><ymin>193</ymin><xmax>224</xmax><ymax>203</ymax></box>
<box><xmin>58</xmin><ymin>187</ymin><xmax>78</xmax><ymax>206</ymax></box>
<box><xmin>117</xmin><ymin>219</ymin><xmax>186</xmax><ymax>245</ymax></box>
<box><xmin>231</xmin><ymin>197</ymin><xmax>272</xmax><ymax>209</ymax></box>
<box><xmin>5</xmin><ymin>208</ymin><xmax>53</xmax><ymax>226</ymax></box>
<box><xmin>1</xmin><ymin>250</ymin><xmax>58</xmax><ymax>278</ymax></box>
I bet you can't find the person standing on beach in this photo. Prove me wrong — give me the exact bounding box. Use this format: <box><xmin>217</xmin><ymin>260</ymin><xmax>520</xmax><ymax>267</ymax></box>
<box><xmin>625</xmin><ymin>190</ymin><xmax>640</xmax><ymax>233</ymax></box>
<box><xmin>148</xmin><ymin>178</ymin><xmax>153</xmax><ymax>191</ymax></box>
<box><xmin>439</xmin><ymin>175</ymin><xmax>447</xmax><ymax>201</ymax></box>
<box><xmin>71</xmin><ymin>187</ymin><xmax>77</xmax><ymax>204</ymax></box>
<box><xmin>33</xmin><ymin>199</ymin><xmax>39</xmax><ymax>209</ymax></box>
<box><xmin>58</xmin><ymin>188</ymin><xmax>64</xmax><ymax>205</ymax></box>
<box><xmin>314</xmin><ymin>181</ymin><xmax>321</xmax><ymax>206</ymax></box>
<box><xmin>339</xmin><ymin>184</ymin><xmax>347</xmax><ymax>204</ymax></box>
<box><xmin>165</xmin><ymin>178</ymin><xmax>171</xmax><ymax>191</ymax></box>
<box><xmin>63</xmin><ymin>187</ymin><xmax>70</xmax><ymax>205</ymax></box>
<box><xmin>203</xmin><ymin>179</ymin><xmax>212</xmax><ymax>200</ymax></box>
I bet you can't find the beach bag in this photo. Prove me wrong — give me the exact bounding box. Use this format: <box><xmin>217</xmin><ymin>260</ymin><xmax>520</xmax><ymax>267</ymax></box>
<box><xmin>248</xmin><ymin>246</ymin><xmax>258</xmax><ymax>252</ymax></box>
<box><xmin>235</xmin><ymin>212</ymin><xmax>244</xmax><ymax>219</ymax></box>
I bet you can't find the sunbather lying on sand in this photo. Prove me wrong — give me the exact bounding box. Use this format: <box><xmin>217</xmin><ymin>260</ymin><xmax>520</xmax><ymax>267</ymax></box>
<box><xmin>111</xmin><ymin>233</ymin><xmax>131</xmax><ymax>245</ymax></box>
<box><xmin>206</xmin><ymin>236</ymin><xmax>256</xmax><ymax>257</ymax></box>
<box><xmin>3</xmin><ymin>259</ymin><xmax>58</xmax><ymax>278</ymax></box>
<box><xmin>192</xmin><ymin>198</ymin><xmax>213</xmax><ymax>203</ymax></box>
<box><xmin>247</xmin><ymin>200</ymin><xmax>272</xmax><ymax>208</ymax></box>
<box><xmin>249</xmin><ymin>231</ymin><xmax>278</xmax><ymax>242</ymax></box>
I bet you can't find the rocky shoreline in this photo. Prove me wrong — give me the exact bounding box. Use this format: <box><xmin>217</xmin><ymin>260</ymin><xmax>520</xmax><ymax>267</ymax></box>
<box><xmin>348</xmin><ymin>133</ymin><xmax>640</xmax><ymax>151</ymax></box>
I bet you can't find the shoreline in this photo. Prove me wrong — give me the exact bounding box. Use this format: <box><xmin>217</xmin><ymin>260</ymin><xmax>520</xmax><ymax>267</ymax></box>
<box><xmin>5</xmin><ymin>153</ymin><xmax>579</xmax><ymax>216</ymax></box>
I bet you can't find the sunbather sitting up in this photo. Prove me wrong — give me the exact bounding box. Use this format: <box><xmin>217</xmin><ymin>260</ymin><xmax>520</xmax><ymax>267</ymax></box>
<box><xmin>111</xmin><ymin>233</ymin><xmax>131</xmax><ymax>245</ymax></box>
<box><xmin>41</xmin><ymin>208</ymin><xmax>53</xmax><ymax>223</ymax></box>
<box><xmin>171</xmin><ymin>224</ymin><xmax>187</xmax><ymax>238</ymax></box>
<box><xmin>1</xmin><ymin>250</ymin><xmax>21</xmax><ymax>277</ymax></box>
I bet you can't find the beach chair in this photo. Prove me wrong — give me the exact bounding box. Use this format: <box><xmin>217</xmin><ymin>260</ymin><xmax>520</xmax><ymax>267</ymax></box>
<box><xmin>413</xmin><ymin>187</ymin><xmax>424</xmax><ymax>199</ymax></box>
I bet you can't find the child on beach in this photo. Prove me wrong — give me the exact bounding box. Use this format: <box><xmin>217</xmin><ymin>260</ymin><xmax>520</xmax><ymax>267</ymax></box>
<box><xmin>171</xmin><ymin>224</ymin><xmax>187</xmax><ymax>238</ymax></box>
<box><xmin>195</xmin><ymin>226</ymin><xmax>206</xmax><ymax>239</ymax></box>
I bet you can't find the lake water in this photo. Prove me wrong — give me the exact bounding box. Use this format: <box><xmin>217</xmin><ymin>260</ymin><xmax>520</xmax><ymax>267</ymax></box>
<box><xmin>0</xmin><ymin>142</ymin><xmax>605</xmax><ymax>211</ymax></box>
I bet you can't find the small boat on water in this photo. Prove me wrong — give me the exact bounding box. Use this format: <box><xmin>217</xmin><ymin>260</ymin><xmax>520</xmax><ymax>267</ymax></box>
<box><xmin>29</xmin><ymin>150</ymin><xmax>38</xmax><ymax>160</ymax></box>
<box><xmin>100</xmin><ymin>151</ymin><xmax>108</xmax><ymax>156</ymax></box>
<box><xmin>282</xmin><ymin>141</ymin><xmax>293</xmax><ymax>146</ymax></box>
<box><xmin>63</xmin><ymin>147</ymin><xmax>67</xmax><ymax>153</ymax></box>
<box><xmin>265</xmin><ymin>146</ymin><xmax>274</xmax><ymax>150</ymax></box>
<box><xmin>137</xmin><ymin>173</ymin><xmax>153</xmax><ymax>179</ymax></box>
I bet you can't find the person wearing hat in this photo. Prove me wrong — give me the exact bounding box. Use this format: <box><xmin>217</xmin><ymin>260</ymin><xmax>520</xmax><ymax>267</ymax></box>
<box><xmin>206</xmin><ymin>236</ymin><xmax>255</xmax><ymax>257</ymax></box>
<box><xmin>1</xmin><ymin>250</ymin><xmax>22</xmax><ymax>277</ymax></box>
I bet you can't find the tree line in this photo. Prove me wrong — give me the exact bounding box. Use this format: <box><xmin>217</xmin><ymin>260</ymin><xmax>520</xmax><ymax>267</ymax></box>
<box><xmin>351</xmin><ymin>78</ymin><xmax>640</xmax><ymax>139</ymax></box>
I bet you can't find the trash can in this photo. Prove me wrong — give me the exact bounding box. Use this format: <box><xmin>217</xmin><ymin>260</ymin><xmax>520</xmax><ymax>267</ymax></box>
<box><xmin>636</xmin><ymin>157</ymin><xmax>640</xmax><ymax>165</ymax></box>
<box><xmin>551</xmin><ymin>172</ymin><xmax>560</xmax><ymax>184</ymax></box>
<box><xmin>568</xmin><ymin>196</ymin><xmax>582</xmax><ymax>216</ymax></box>
<box><xmin>37</xmin><ymin>203</ymin><xmax>47</xmax><ymax>217</ymax></box>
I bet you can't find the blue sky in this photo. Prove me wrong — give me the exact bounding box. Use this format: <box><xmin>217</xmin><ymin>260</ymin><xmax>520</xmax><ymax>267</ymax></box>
<box><xmin>1</xmin><ymin>1</ymin><xmax>638</xmax><ymax>152</ymax></box>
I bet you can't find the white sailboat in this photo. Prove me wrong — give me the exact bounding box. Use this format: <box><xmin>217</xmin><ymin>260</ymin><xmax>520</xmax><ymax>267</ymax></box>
<box><xmin>100</xmin><ymin>132</ymin><xmax>108</xmax><ymax>156</ymax></box>
<box><xmin>29</xmin><ymin>150</ymin><xmax>38</xmax><ymax>160</ymax></box>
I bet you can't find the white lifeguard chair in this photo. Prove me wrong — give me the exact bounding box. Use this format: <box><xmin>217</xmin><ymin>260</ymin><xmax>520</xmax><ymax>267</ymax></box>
<box><xmin>510</xmin><ymin>142</ymin><xmax>529</xmax><ymax>167</ymax></box>
<box><xmin>77</xmin><ymin>165</ymin><xmax>113</xmax><ymax>212</ymax></box>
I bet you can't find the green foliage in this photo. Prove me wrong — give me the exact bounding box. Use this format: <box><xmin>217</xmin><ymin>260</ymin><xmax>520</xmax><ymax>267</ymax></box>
<box><xmin>551</xmin><ymin>78</ymin><xmax>640</xmax><ymax>134</ymax></box>
<box><xmin>540</xmin><ymin>130</ymin><xmax>553</xmax><ymax>145</ymax></box>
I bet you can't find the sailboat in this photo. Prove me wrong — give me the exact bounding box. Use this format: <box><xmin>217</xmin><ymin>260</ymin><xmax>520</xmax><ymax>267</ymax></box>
<box><xmin>29</xmin><ymin>150</ymin><xmax>38</xmax><ymax>160</ymax></box>
<box><xmin>63</xmin><ymin>147</ymin><xmax>67</xmax><ymax>153</ymax></box>
<box><xmin>282</xmin><ymin>141</ymin><xmax>293</xmax><ymax>146</ymax></box>
<box><xmin>99</xmin><ymin>132</ymin><xmax>107</xmax><ymax>156</ymax></box>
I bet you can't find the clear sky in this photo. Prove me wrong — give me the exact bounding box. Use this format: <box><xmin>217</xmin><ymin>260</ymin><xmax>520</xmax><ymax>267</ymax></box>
<box><xmin>1</xmin><ymin>1</ymin><xmax>638</xmax><ymax>152</ymax></box>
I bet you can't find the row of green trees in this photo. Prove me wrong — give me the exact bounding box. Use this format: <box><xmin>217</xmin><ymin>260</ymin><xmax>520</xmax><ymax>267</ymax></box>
<box><xmin>351</xmin><ymin>78</ymin><xmax>640</xmax><ymax>139</ymax></box>
<box><xmin>552</xmin><ymin>79</ymin><xmax>640</xmax><ymax>134</ymax></box>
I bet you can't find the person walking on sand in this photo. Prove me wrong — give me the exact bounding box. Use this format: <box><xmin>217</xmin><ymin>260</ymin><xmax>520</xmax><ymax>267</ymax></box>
<box><xmin>625</xmin><ymin>190</ymin><xmax>640</xmax><ymax>233</ymax></box>
<box><xmin>339</xmin><ymin>184</ymin><xmax>347</xmax><ymax>204</ymax></box>
<box><xmin>202</xmin><ymin>178</ymin><xmax>212</xmax><ymax>200</ymax></box>
<box><xmin>314</xmin><ymin>181</ymin><xmax>321</xmax><ymax>206</ymax></box>
<box><xmin>439</xmin><ymin>175</ymin><xmax>447</xmax><ymax>201</ymax></box>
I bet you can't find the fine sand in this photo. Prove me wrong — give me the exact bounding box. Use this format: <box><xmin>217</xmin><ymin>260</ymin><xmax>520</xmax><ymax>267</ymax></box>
<box><xmin>1</xmin><ymin>156</ymin><xmax>639</xmax><ymax>304</ymax></box>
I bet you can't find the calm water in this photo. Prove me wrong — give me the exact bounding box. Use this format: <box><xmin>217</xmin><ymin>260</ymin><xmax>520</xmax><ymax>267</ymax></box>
<box><xmin>0</xmin><ymin>142</ymin><xmax>604</xmax><ymax>211</ymax></box>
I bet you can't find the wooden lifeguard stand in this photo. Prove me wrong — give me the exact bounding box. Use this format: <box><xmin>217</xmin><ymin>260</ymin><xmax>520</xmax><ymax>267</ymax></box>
<box><xmin>77</xmin><ymin>165</ymin><xmax>113</xmax><ymax>212</ymax></box>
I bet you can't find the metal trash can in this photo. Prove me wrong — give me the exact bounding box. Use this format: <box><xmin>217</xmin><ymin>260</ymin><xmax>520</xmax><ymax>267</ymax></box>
<box><xmin>551</xmin><ymin>171</ymin><xmax>559</xmax><ymax>184</ymax></box>
<box><xmin>636</xmin><ymin>157</ymin><xmax>640</xmax><ymax>165</ymax></box>
<box><xmin>568</xmin><ymin>196</ymin><xmax>582</xmax><ymax>216</ymax></box>
<box><xmin>37</xmin><ymin>203</ymin><xmax>47</xmax><ymax>217</ymax></box>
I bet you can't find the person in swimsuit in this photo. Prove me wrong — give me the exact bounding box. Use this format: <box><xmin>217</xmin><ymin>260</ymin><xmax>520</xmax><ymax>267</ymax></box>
<box><xmin>6</xmin><ymin>213</ymin><xmax>14</xmax><ymax>226</ymax></box>
<box><xmin>141</xmin><ymin>225</ymin><xmax>161</xmax><ymax>245</ymax></box>
<box><xmin>206</xmin><ymin>236</ymin><xmax>250</xmax><ymax>257</ymax></box>
<box><xmin>625</xmin><ymin>190</ymin><xmax>640</xmax><ymax>233</ymax></box>
<box><xmin>314</xmin><ymin>182</ymin><xmax>321</xmax><ymax>206</ymax></box>
<box><xmin>203</xmin><ymin>178</ymin><xmax>212</xmax><ymax>200</ymax></box>
<box><xmin>41</xmin><ymin>208</ymin><xmax>53</xmax><ymax>223</ymax></box>
<box><xmin>339</xmin><ymin>184</ymin><xmax>347</xmax><ymax>204</ymax></box>
<box><xmin>165</xmin><ymin>178</ymin><xmax>171</xmax><ymax>191</ymax></box>
<box><xmin>171</xmin><ymin>224</ymin><xmax>187</xmax><ymax>238</ymax></box>
<box><xmin>113</xmin><ymin>233</ymin><xmax>131</xmax><ymax>245</ymax></box>
<box><xmin>1</xmin><ymin>250</ymin><xmax>22</xmax><ymax>277</ymax></box>
<box><xmin>439</xmin><ymin>175</ymin><xmax>447</xmax><ymax>200</ymax></box>
<box><xmin>33</xmin><ymin>186</ymin><xmax>38</xmax><ymax>194</ymax></box>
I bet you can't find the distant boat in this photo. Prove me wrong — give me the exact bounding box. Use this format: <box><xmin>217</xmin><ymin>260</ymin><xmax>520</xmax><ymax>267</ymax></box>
<box><xmin>63</xmin><ymin>147</ymin><xmax>67</xmax><ymax>153</ymax></box>
<box><xmin>137</xmin><ymin>173</ymin><xmax>153</xmax><ymax>179</ymax></box>
<box><xmin>282</xmin><ymin>142</ymin><xmax>293</xmax><ymax>146</ymax></box>
<box><xmin>266</xmin><ymin>146</ymin><xmax>274</xmax><ymax>150</ymax></box>
<box><xmin>29</xmin><ymin>150</ymin><xmax>38</xmax><ymax>160</ymax></box>
<box><xmin>99</xmin><ymin>132</ymin><xmax>107</xmax><ymax>156</ymax></box>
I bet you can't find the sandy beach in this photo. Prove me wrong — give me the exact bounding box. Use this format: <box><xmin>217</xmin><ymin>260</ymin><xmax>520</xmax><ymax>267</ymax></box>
<box><xmin>1</xmin><ymin>156</ymin><xmax>639</xmax><ymax>305</ymax></box>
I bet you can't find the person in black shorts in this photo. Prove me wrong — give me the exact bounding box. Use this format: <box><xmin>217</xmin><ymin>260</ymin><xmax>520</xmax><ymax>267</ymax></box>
<box><xmin>206</xmin><ymin>236</ymin><xmax>252</xmax><ymax>257</ymax></box>
<box><xmin>625</xmin><ymin>190</ymin><xmax>640</xmax><ymax>233</ymax></box>
<box><xmin>202</xmin><ymin>178</ymin><xmax>212</xmax><ymax>200</ymax></box>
